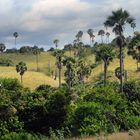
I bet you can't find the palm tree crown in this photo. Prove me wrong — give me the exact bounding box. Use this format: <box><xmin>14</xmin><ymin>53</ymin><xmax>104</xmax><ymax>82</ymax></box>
<box><xmin>0</xmin><ymin>43</ymin><xmax>6</xmax><ymax>53</ymax></box>
<box><xmin>53</xmin><ymin>39</ymin><xmax>59</xmax><ymax>49</ymax></box>
<box><xmin>98</xmin><ymin>29</ymin><xmax>105</xmax><ymax>43</ymax></box>
<box><xmin>104</xmin><ymin>8</ymin><xmax>134</xmax><ymax>35</ymax></box>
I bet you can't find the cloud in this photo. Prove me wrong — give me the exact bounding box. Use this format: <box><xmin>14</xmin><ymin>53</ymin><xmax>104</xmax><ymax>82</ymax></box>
<box><xmin>0</xmin><ymin>0</ymin><xmax>140</xmax><ymax>49</ymax></box>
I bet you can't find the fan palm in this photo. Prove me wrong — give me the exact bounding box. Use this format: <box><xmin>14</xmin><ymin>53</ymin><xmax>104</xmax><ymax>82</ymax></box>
<box><xmin>33</xmin><ymin>46</ymin><xmax>41</xmax><ymax>71</ymax></box>
<box><xmin>53</xmin><ymin>39</ymin><xmax>59</xmax><ymax>80</ymax></box>
<box><xmin>16</xmin><ymin>62</ymin><xmax>27</xmax><ymax>84</ymax></box>
<box><xmin>104</xmin><ymin>8</ymin><xmax>134</xmax><ymax>93</ymax></box>
<box><xmin>53</xmin><ymin>39</ymin><xmax>59</xmax><ymax>49</ymax></box>
<box><xmin>13</xmin><ymin>32</ymin><xmax>18</xmax><ymax>47</ymax></box>
<box><xmin>98</xmin><ymin>30</ymin><xmax>105</xmax><ymax>43</ymax></box>
<box><xmin>106</xmin><ymin>32</ymin><xmax>110</xmax><ymax>43</ymax></box>
<box><xmin>0</xmin><ymin>43</ymin><xmax>6</xmax><ymax>55</ymax></box>
<box><xmin>87</xmin><ymin>29</ymin><xmax>95</xmax><ymax>46</ymax></box>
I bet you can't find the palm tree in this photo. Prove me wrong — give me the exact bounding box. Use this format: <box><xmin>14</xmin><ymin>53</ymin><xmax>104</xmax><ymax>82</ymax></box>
<box><xmin>94</xmin><ymin>44</ymin><xmax>115</xmax><ymax>86</ymax></box>
<box><xmin>13</xmin><ymin>32</ymin><xmax>18</xmax><ymax>47</ymax></box>
<box><xmin>104</xmin><ymin>8</ymin><xmax>134</xmax><ymax>93</ymax></box>
<box><xmin>87</xmin><ymin>29</ymin><xmax>95</xmax><ymax>46</ymax></box>
<box><xmin>53</xmin><ymin>39</ymin><xmax>59</xmax><ymax>49</ymax></box>
<box><xmin>0</xmin><ymin>43</ymin><xmax>6</xmax><ymax>55</ymax></box>
<box><xmin>131</xmin><ymin>22</ymin><xmax>136</xmax><ymax>34</ymax></box>
<box><xmin>16</xmin><ymin>62</ymin><xmax>27</xmax><ymax>84</ymax></box>
<box><xmin>106</xmin><ymin>32</ymin><xmax>110</xmax><ymax>43</ymax></box>
<box><xmin>76</xmin><ymin>30</ymin><xmax>83</xmax><ymax>43</ymax></box>
<box><xmin>53</xmin><ymin>50</ymin><xmax>64</xmax><ymax>87</ymax></box>
<box><xmin>53</xmin><ymin>39</ymin><xmax>59</xmax><ymax>80</ymax></box>
<box><xmin>98</xmin><ymin>30</ymin><xmax>105</xmax><ymax>43</ymax></box>
<box><xmin>33</xmin><ymin>46</ymin><xmax>41</xmax><ymax>72</ymax></box>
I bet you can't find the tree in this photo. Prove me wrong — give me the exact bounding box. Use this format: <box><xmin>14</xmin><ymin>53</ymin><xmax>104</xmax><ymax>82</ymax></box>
<box><xmin>0</xmin><ymin>43</ymin><xmax>6</xmax><ymax>55</ymax></box>
<box><xmin>64</xmin><ymin>44</ymin><xmax>73</xmax><ymax>56</ymax></box>
<box><xmin>87</xmin><ymin>29</ymin><xmax>95</xmax><ymax>46</ymax></box>
<box><xmin>106</xmin><ymin>32</ymin><xmax>110</xmax><ymax>43</ymax></box>
<box><xmin>13</xmin><ymin>32</ymin><xmax>18</xmax><ymax>48</ymax></box>
<box><xmin>94</xmin><ymin>44</ymin><xmax>115</xmax><ymax>86</ymax></box>
<box><xmin>53</xmin><ymin>39</ymin><xmax>59</xmax><ymax>49</ymax></box>
<box><xmin>53</xmin><ymin>39</ymin><xmax>59</xmax><ymax>80</ymax></box>
<box><xmin>76</xmin><ymin>30</ymin><xmax>83</xmax><ymax>43</ymax></box>
<box><xmin>104</xmin><ymin>8</ymin><xmax>134</xmax><ymax>94</ymax></box>
<box><xmin>131</xmin><ymin>22</ymin><xmax>136</xmax><ymax>34</ymax></box>
<box><xmin>98</xmin><ymin>30</ymin><xmax>105</xmax><ymax>43</ymax></box>
<box><xmin>16</xmin><ymin>62</ymin><xmax>27</xmax><ymax>84</ymax></box>
<box><xmin>128</xmin><ymin>32</ymin><xmax>140</xmax><ymax>70</ymax></box>
<box><xmin>63</xmin><ymin>56</ymin><xmax>77</xmax><ymax>88</ymax></box>
<box><xmin>33</xmin><ymin>46</ymin><xmax>41</xmax><ymax>72</ymax></box>
<box><xmin>53</xmin><ymin>50</ymin><xmax>64</xmax><ymax>87</ymax></box>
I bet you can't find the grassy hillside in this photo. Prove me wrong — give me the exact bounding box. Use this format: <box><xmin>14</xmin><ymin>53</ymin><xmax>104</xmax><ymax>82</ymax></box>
<box><xmin>0</xmin><ymin>51</ymin><xmax>139</xmax><ymax>89</ymax></box>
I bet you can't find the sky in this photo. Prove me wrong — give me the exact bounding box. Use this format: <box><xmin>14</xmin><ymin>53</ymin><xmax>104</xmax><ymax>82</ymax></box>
<box><xmin>0</xmin><ymin>0</ymin><xmax>140</xmax><ymax>50</ymax></box>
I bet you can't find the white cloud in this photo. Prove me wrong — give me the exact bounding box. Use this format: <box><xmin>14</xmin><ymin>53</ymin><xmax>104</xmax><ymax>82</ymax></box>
<box><xmin>0</xmin><ymin>0</ymin><xmax>140</xmax><ymax>48</ymax></box>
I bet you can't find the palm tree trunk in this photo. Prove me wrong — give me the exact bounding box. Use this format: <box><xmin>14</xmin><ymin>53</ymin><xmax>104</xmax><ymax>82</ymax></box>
<box><xmin>104</xmin><ymin>61</ymin><xmax>107</xmax><ymax>86</ymax></box>
<box><xmin>21</xmin><ymin>75</ymin><xmax>23</xmax><ymax>84</ymax></box>
<box><xmin>120</xmin><ymin>45</ymin><xmax>123</xmax><ymax>94</ymax></box>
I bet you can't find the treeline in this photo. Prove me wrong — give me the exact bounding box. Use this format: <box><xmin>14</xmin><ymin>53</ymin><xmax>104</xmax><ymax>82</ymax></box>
<box><xmin>6</xmin><ymin>46</ymin><xmax>44</xmax><ymax>54</ymax></box>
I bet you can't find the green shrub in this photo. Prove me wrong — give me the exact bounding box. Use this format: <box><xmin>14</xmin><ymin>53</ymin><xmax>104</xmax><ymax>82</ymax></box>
<box><xmin>71</xmin><ymin>102</ymin><xmax>107</xmax><ymax>135</ymax></box>
<box><xmin>123</xmin><ymin>80</ymin><xmax>140</xmax><ymax>102</ymax></box>
<box><xmin>0</xmin><ymin>78</ymin><xmax>22</xmax><ymax>91</ymax></box>
<box><xmin>0</xmin><ymin>116</ymin><xmax>23</xmax><ymax>136</ymax></box>
<box><xmin>0</xmin><ymin>58</ymin><xmax>14</xmax><ymax>66</ymax></box>
<box><xmin>1</xmin><ymin>132</ymin><xmax>47</xmax><ymax>140</ymax></box>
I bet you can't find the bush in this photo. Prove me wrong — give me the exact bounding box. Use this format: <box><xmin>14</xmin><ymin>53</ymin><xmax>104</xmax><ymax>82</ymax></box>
<box><xmin>123</xmin><ymin>80</ymin><xmax>140</xmax><ymax>102</ymax></box>
<box><xmin>1</xmin><ymin>132</ymin><xmax>47</xmax><ymax>140</ymax></box>
<box><xmin>0</xmin><ymin>58</ymin><xmax>14</xmax><ymax>66</ymax></box>
<box><xmin>0</xmin><ymin>116</ymin><xmax>23</xmax><ymax>136</ymax></box>
<box><xmin>71</xmin><ymin>102</ymin><xmax>107</xmax><ymax>135</ymax></box>
<box><xmin>0</xmin><ymin>78</ymin><xmax>22</xmax><ymax>91</ymax></box>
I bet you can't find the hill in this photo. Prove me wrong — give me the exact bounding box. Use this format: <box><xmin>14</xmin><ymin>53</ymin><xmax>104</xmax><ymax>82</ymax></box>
<box><xmin>0</xmin><ymin>51</ymin><xmax>139</xmax><ymax>89</ymax></box>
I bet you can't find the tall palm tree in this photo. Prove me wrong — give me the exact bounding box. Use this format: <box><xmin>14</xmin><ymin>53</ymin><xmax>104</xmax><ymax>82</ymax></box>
<box><xmin>104</xmin><ymin>8</ymin><xmax>134</xmax><ymax>94</ymax></box>
<box><xmin>53</xmin><ymin>39</ymin><xmax>59</xmax><ymax>49</ymax></box>
<box><xmin>33</xmin><ymin>46</ymin><xmax>41</xmax><ymax>72</ymax></box>
<box><xmin>131</xmin><ymin>22</ymin><xmax>136</xmax><ymax>34</ymax></box>
<box><xmin>13</xmin><ymin>32</ymin><xmax>18</xmax><ymax>48</ymax></box>
<box><xmin>54</xmin><ymin>50</ymin><xmax>64</xmax><ymax>87</ymax></box>
<box><xmin>53</xmin><ymin>39</ymin><xmax>59</xmax><ymax>80</ymax></box>
<box><xmin>16</xmin><ymin>61</ymin><xmax>27</xmax><ymax>84</ymax></box>
<box><xmin>76</xmin><ymin>30</ymin><xmax>83</xmax><ymax>43</ymax></box>
<box><xmin>87</xmin><ymin>29</ymin><xmax>95</xmax><ymax>46</ymax></box>
<box><xmin>106</xmin><ymin>32</ymin><xmax>110</xmax><ymax>43</ymax></box>
<box><xmin>0</xmin><ymin>43</ymin><xmax>6</xmax><ymax>55</ymax></box>
<box><xmin>98</xmin><ymin>30</ymin><xmax>105</xmax><ymax>43</ymax></box>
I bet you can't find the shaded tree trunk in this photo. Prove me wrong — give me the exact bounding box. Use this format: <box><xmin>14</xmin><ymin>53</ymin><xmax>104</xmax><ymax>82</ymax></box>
<box><xmin>59</xmin><ymin>68</ymin><xmax>61</xmax><ymax>87</ymax></box>
<box><xmin>120</xmin><ymin>44</ymin><xmax>123</xmax><ymax>94</ymax></box>
<box><xmin>21</xmin><ymin>75</ymin><xmax>23</xmax><ymax>84</ymax></box>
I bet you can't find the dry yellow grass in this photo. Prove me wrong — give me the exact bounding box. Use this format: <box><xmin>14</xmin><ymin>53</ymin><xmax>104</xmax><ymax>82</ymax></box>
<box><xmin>0</xmin><ymin>66</ymin><xmax>60</xmax><ymax>89</ymax></box>
<box><xmin>0</xmin><ymin>51</ymin><xmax>140</xmax><ymax>89</ymax></box>
<box><xmin>68</xmin><ymin>130</ymin><xmax>140</xmax><ymax>140</ymax></box>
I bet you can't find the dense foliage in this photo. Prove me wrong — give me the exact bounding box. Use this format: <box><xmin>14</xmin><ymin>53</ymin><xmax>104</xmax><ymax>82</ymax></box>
<box><xmin>0</xmin><ymin>78</ymin><xmax>139</xmax><ymax>139</ymax></box>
